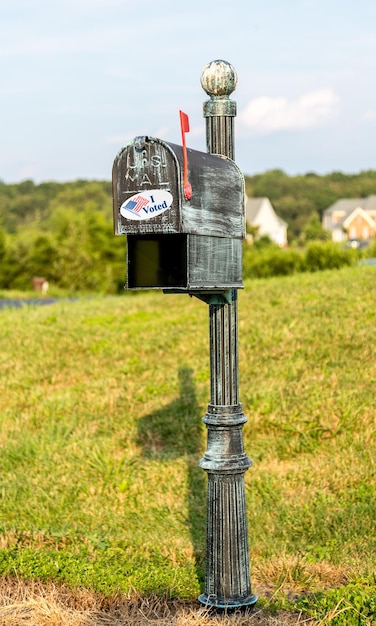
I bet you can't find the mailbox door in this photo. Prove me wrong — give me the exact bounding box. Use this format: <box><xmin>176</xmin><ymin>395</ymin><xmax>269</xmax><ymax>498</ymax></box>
<box><xmin>113</xmin><ymin>137</ymin><xmax>182</xmax><ymax>235</ymax></box>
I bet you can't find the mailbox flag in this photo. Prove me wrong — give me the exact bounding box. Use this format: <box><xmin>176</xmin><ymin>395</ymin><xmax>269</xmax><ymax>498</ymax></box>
<box><xmin>180</xmin><ymin>110</ymin><xmax>190</xmax><ymax>133</ymax></box>
<box><xmin>179</xmin><ymin>110</ymin><xmax>192</xmax><ymax>200</ymax></box>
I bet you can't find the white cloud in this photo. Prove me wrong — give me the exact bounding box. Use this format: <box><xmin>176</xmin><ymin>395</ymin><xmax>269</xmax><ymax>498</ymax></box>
<box><xmin>239</xmin><ymin>88</ymin><xmax>339</xmax><ymax>134</ymax></box>
<box><xmin>106</xmin><ymin>134</ymin><xmax>134</xmax><ymax>145</ymax></box>
<box><xmin>106</xmin><ymin>123</ymin><xmax>204</xmax><ymax>146</ymax></box>
<box><xmin>153</xmin><ymin>127</ymin><xmax>170</xmax><ymax>140</ymax></box>
<box><xmin>187</xmin><ymin>124</ymin><xmax>205</xmax><ymax>139</ymax></box>
<box><xmin>363</xmin><ymin>109</ymin><xmax>376</xmax><ymax>121</ymax></box>
<box><xmin>105</xmin><ymin>128</ymin><xmax>171</xmax><ymax>145</ymax></box>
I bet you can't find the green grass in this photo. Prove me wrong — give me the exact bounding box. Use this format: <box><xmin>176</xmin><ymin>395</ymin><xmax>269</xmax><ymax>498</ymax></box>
<box><xmin>0</xmin><ymin>266</ymin><xmax>375</xmax><ymax>624</ymax></box>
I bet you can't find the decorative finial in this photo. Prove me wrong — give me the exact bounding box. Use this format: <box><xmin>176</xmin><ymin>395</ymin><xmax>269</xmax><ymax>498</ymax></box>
<box><xmin>200</xmin><ymin>59</ymin><xmax>237</xmax><ymax>98</ymax></box>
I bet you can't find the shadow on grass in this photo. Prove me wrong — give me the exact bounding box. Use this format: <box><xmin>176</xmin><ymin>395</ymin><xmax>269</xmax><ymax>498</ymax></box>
<box><xmin>137</xmin><ymin>367</ymin><xmax>207</xmax><ymax>589</ymax></box>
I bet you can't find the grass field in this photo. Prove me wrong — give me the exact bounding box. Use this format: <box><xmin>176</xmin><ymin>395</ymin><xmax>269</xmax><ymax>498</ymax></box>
<box><xmin>0</xmin><ymin>266</ymin><xmax>375</xmax><ymax>625</ymax></box>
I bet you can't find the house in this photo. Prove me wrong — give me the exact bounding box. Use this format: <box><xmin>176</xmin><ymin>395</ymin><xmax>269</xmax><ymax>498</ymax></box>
<box><xmin>245</xmin><ymin>197</ymin><xmax>288</xmax><ymax>246</ymax></box>
<box><xmin>322</xmin><ymin>195</ymin><xmax>376</xmax><ymax>243</ymax></box>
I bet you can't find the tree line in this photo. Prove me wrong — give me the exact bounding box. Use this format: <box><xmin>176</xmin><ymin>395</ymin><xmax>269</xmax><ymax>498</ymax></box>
<box><xmin>0</xmin><ymin>180</ymin><xmax>126</xmax><ymax>293</ymax></box>
<box><xmin>0</xmin><ymin>170</ymin><xmax>375</xmax><ymax>293</ymax></box>
<box><xmin>245</xmin><ymin>168</ymin><xmax>376</xmax><ymax>240</ymax></box>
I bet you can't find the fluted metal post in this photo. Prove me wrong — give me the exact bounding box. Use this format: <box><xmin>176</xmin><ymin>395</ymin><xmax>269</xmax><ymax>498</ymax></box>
<box><xmin>198</xmin><ymin>60</ymin><xmax>257</xmax><ymax>610</ymax></box>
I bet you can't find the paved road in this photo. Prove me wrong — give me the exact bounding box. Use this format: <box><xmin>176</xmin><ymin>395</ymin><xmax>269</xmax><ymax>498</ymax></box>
<box><xmin>0</xmin><ymin>298</ymin><xmax>59</xmax><ymax>310</ymax></box>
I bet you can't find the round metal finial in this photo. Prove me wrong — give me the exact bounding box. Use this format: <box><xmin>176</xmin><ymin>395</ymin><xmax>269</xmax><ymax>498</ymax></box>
<box><xmin>201</xmin><ymin>59</ymin><xmax>237</xmax><ymax>98</ymax></box>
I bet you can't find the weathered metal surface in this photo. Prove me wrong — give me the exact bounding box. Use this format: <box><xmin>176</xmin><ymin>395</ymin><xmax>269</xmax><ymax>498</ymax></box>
<box><xmin>125</xmin><ymin>233</ymin><xmax>243</xmax><ymax>291</ymax></box>
<box><xmin>187</xmin><ymin>235</ymin><xmax>242</xmax><ymax>289</ymax></box>
<box><xmin>112</xmin><ymin>136</ymin><xmax>245</xmax><ymax>291</ymax></box>
<box><xmin>201</xmin><ymin>60</ymin><xmax>237</xmax><ymax>164</ymax></box>
<box><xmin>202</xmin><ymin>473</ymin><xmax>253</xmax><ymax>608</ymax></box>
<box><xmin>198</xmin><ymin>60</ymin><xmax>257</xmax><ymax>610</ymax></box>
<box><xmin>112</xmin><ymin>138</ymin><xmax>180</xmax><ymax>235</ymax></box>
<box><xmin>112</xmin><ymin>138</ymin><xmax>245</xmax><ymax>239</ymax></box>
<box><xmin>110</xmin><ymin>58</ymin><xmax>256</xmax><ymax>609</ymax></box>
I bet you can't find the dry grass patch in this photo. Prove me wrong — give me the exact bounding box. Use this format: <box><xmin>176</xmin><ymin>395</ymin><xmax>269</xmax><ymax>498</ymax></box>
<box><xmin>0</xmin><ymin>578</ymin><xmax>314</xmax><ymax>626</ymax></box>
<box><xmin>252</xmin><ymin>558</ymin><xmax>351</xmax><ymax>599</ymax></box>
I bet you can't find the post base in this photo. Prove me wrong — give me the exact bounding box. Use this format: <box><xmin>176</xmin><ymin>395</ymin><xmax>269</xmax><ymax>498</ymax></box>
<box><xmin>198</xmin><ymin>592</ymin><xmax>258</xmax><ymax>611</ymax></box>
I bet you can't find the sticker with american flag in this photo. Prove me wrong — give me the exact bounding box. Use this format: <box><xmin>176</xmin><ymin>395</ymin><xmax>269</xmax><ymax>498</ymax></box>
<box><xmin>120</xmin><ymin>190</ymin><xmax>173</xmax><ymax>221</ymax></box>
<box><xmin>121</xmin><ymin>195</ymin><xmax>149</xmax><ymax>214</ymax></box>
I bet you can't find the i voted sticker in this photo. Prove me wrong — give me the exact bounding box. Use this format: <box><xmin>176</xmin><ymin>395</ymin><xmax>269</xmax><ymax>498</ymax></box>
<box><xmin>120</xmin><ymin>190</ymin><xmax>173</xmax><ymax>221</ymax></box>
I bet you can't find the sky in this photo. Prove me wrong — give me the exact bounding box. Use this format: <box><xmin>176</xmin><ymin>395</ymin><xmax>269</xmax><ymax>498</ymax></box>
<box><xmin>1</xmin><ymin>0</ymin><xmax>376</xmax><ymax>183</ymax></box>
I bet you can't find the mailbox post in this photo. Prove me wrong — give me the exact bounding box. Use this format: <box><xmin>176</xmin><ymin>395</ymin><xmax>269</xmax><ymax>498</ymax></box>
<box><xmin>197</xmin><ymin>60</ymin><xmax>257</xmax><ymax>610</ymax></box>
<box><xmin>112</xmin><ymin>59</ymin><xmax>256</xmax><ymax>611</ymax></box>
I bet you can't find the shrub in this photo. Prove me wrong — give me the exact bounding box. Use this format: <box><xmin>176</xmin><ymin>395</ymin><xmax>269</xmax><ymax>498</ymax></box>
<box><xmin>243</xmin><ymin>245</ymin><xmax>304</xmax><ymax>279</ymax></box>
<box><xmin>365</xmin><ymin>238</ymin><xmax>376</xmax><ymax>259</ymax></box>
<box><xmin>303</xmin><ymin>241</ymin><xmax>358</xmax><ymax>272</ymax></box>
<box><xmin>242</xmin><ymin>240</ymin><xmax>360</xmax><ymax>281</ymax></box>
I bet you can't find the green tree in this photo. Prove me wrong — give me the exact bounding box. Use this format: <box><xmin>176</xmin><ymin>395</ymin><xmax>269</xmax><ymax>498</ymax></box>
<box><xmin>302</xmin><ymin>212</ymin><xmax>331</xmax><ymax>242</ymax></box>
<box><xmin>50</xmin><ymin>206</ymin><xmax>125</xmax><ymax>293</ymax></box>
<box><xmin>28</xmin><ymin>233</ymin><xmax>58</xmax><ymax>280</ymax></box>
<box><xmin>0</xmin><ymin>227</ymin><xmax>6</xmax><ymax>262</ymax></box>
<box><xmin>0</xmin><ymin>237</ymin><xmax>30</xmax><ymax>289</ymax></box>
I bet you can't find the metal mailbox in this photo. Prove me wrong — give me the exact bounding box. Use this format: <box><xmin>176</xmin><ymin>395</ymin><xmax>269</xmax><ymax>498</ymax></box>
<box><xmin>112</xmin><ymin>136</ymin><xmax>245</xmax><ymax>292</ymax></box>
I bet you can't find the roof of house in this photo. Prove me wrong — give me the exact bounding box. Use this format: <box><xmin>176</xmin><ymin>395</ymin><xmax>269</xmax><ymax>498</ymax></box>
<box><xmin>245</xmin><ymin>197</ymin><xmax>266</xmax><ymax>221</ymax></box>
<box><xmin>333</xmin><ymin>206</ymin><xmax>376</xmax><ymax>230</ymax></box>
<box><xmin>363</xmin><ymin>195</ymin><xmax>376</xmax><ymax>210</ymax></box>
<box><xmin>245</xmin><ymin>196</ymin><xmax>288</xmax><ymax>225</ymax></box>
<box><xmin>324</xmin><ymin>195</ymin><xmax>376</xmax><ymax>215</ymax></box>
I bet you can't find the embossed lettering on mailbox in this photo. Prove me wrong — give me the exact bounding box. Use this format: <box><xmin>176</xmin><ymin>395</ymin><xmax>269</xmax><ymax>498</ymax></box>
<box><xmin>113</xmin><ymin>138</ymin><xmax>181</xmax><ymax>235</ymax></box>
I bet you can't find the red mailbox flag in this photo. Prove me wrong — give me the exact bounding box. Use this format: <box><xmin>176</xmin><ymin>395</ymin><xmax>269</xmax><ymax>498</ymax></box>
<box><xmin>179</xmin><ymin>110</ymin><xmax>192</xmax><ymax>200</ymax></box>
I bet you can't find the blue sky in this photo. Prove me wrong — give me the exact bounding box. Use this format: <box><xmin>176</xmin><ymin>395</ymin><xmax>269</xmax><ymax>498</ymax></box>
<box><xmin>1</xmin><ymin>0</ymin><xmax>376</xmax><ymax>182</ymax></box>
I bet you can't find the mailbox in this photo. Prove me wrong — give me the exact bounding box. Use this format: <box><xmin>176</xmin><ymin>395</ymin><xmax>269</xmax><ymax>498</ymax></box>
<box><xmin>112</xmin><ymin>136</ymin><xmax>245</xmax><ymax>292</ymax></box>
